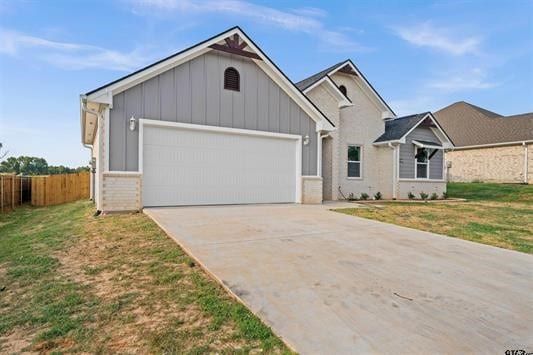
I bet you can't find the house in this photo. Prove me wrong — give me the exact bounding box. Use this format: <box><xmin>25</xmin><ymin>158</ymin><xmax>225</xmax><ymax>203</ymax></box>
<box><xmin>434</xmin><ymin>101</ymin><xmax>533</xmax><ymax>184</ymax></box>
<box><xmin>80</xmin><ymin>27</ymin><xmax>453</xmax><ymax>213</ymax></box>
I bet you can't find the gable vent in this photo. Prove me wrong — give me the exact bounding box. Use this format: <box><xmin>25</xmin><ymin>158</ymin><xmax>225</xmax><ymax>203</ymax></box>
<box><xmin>224</xmin><ymin>67</ymin><xmax>240</xmax><ymax>91</ymax></box>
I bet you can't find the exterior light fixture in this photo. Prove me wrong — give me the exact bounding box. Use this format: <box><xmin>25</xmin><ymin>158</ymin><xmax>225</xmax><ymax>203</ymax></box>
<box><xmin>129</xmin><ymin>116</ymin><xmax>137</xmax><ymax>131</ymax></box>
<box><xmin>303</xmin><ymin>135</ymin><xmax>310</xmax><ymax>146</ymax></box>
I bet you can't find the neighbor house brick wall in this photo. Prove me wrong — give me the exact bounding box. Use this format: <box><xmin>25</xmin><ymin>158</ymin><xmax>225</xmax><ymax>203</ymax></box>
<box><xmin>301</xmin><ymin>176</ymin><xmax>323</xmax><ymax>204</ymax></box>
<box><xmin>102</xmin><ymin>172</ymin><xmax>142</xmax><ymax>212</ymax></box>
<box><xmin>446</xmin><ymin>144</ymin><xmax>529</xmax><ymax>183</ymax></box>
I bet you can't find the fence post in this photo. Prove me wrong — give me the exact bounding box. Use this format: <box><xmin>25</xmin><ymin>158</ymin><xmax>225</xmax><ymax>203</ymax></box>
<box><xmin>11</xmin><ymin>176</ymin><xmax>15</xmax><ymax>210</ymax></box>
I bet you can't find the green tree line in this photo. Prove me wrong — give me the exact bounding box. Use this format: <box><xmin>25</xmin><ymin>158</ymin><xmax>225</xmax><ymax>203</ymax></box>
<box><xmin>0</xmin><ymin>156</ymin><xmax>90</xmax><ymax>175</ymax></box>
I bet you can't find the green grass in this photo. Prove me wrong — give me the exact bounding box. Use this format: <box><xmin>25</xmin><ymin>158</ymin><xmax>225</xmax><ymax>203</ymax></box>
<box><xmin>447</xmin><ymin>182</ymin><xmax>533</xmax><ymax>203</ymax></box>
<box><xmin>0</xmin><ymin>201</ymin><xmax>289</xmax><ymax>353</ymax></box>
<box><xmin>335</xmin><ymin>183</ymin><xmax>533</xmax><ymax>254</ymax></box>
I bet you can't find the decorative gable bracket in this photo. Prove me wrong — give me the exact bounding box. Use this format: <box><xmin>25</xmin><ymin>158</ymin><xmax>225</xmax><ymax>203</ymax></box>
<box><xmin>209</xmin><ymin>34</ymin><xmax>262</xmax><ymax>60</ymax></box>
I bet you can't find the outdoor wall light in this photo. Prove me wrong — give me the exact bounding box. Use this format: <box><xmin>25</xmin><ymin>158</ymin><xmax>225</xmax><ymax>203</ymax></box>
<box><xmin>129</xmin><ymin>116</ymin><xmax>137</xmax><ymax>131</ymax></box>
<box><xmin>303</xmin><ymin>135</ymin><xmax>310</xmax><ymax>146</ymax></box>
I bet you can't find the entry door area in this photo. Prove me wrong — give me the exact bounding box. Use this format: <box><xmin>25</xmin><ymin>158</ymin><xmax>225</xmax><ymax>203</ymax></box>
<box><xmin>141</xmin><ymin>121</ymin><xmax>301</xmax><ymax>207</ymax></box>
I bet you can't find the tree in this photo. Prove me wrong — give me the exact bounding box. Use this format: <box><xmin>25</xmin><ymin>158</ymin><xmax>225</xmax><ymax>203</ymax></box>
<box><xmin>0</xmin><ymin>142</ymin><xmax>8</xmax><ymax>161</ymax></box>
<box><xmin>0</xmin><ymin>156</ymin><xmax>48</xmax><ymax>175</ymax></box>
<box><xmin>0</xmin><ymin>155</ymin><xmax>89</xmax><ymax>175</ymax></box>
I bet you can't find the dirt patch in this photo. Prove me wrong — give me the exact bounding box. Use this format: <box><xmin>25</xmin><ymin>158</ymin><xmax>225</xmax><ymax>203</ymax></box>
<box><xmin>0</xmin><ymin>328</ymin><xmax>36</xmax><ymax>354</ymax></box>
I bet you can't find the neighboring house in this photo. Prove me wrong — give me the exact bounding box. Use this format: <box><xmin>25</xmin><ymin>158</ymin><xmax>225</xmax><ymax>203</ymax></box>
<box><xmin>80</xmin><ymin>27</ymin><xmax>453</xmax><ymax>213</ymax></box>
<box><xmin>434</xmin><ymin>101</ymin><xmax>533</xmax><ymax>184</ymax></box>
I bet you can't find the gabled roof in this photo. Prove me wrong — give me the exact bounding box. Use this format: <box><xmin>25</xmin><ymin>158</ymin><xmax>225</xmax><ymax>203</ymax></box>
<box><xmin>295</xmin><ymin>61</ymin><xmax>345</xmax><ymax>91</ymax></box>
<box><xmin>81</xmin><ymin>26</ymin><xmax>335</xmax><ymax>144</ymax></box>
<box><xmin>374</xmin><ymin>113</ymin><xmax>429</xmax><ymax>143</ymax></box>
<box><xmin>295</xmin><ymin>59</ymin><xmax>396</xmax><ymax>116</ymax></box>
<box><xmin>434</xmin><ymin>101</ymin><xmax>533</xmax><ymax>147</ymax></box>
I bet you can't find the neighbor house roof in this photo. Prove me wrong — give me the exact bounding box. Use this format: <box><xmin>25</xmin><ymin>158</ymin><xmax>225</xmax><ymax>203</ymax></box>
<box><xmin>433</xmin><ymin>101</ymin><xmax>533</xmax><ymax>147</ymax></box>
<box><xmin>373</xmin><ymin>113</ymin><xmax>429</xmax><ymax>143</ymax></box>
<box><xmin>295</xmin><ymin>60</ymin><xmax>396</xmax><ymax>116</ymax></box>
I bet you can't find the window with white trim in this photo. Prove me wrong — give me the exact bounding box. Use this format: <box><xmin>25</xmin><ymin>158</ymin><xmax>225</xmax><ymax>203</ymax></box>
<box><xmin>347</xmin><ymin>145</ymin><xmax>361</xmax><ymax>178</ymax></box>
<box><xmin>415</xmin><ymin>147</ymin><xmax>429</xmax><ymax>179</ymax></box>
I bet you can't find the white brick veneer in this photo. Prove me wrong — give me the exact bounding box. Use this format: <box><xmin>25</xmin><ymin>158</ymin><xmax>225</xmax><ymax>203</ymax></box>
<box><xmin>397</xmin><ymin>181</ymin><xmax>446</xmax><ymax>199</ymax></box>
<box><xmin>102</xmin><ymin>172</ymin><xmax>142</xmax><ymax>212</ymax></box>
<box><xmin>301</xmin><ymin>176</ymin><xmax>323</xmax><ymax>204</ymax></box>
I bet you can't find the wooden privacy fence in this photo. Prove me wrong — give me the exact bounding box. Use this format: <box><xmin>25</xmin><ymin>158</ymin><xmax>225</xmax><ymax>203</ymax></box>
<box><xmin>31</xmin><ymin>172</ymin><xmax>90</xmax><ymax>207</ymax></box>
<box><xmin>0</xmin><ymin>174</ymin><xmax>27</xmax><ymax>212</ymax></box>
<box><xmin>0</xmin><ymin>172</ymin><xmax>90</xmax><ymax>212</ymax></box>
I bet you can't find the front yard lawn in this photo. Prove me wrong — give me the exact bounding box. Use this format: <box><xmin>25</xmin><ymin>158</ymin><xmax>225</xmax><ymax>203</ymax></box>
<box><xmin>0</xmin><ymin>201</ymin><xmax>289</xmax><ymax>353</ymax></box>
<box><xmin>336</xmin><ymin>183</ymin><xmax>533</xmax><ymax>254</ymax></box>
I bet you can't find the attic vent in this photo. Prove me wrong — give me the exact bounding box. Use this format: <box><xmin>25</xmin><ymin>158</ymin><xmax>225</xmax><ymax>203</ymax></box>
<box><xmin>339</xmin><ymin>85</ymin><xmax>347</xmax><ymax>96</ymax></box>
<box><xmin>224</xmin><ymin>67</ymin><xmax>240</xmax><ymax>91</ymax></box>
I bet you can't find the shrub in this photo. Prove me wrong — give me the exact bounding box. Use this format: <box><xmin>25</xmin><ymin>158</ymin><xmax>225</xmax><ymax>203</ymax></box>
<box><xmin>430</xmin><ymin>192</ymin><xmax>438</xmax><ymax>200</ymax></box>
<box><xmin>347</xmin><ymin>193</ymin><xmax>358</xmax><ymax>201</ymax></box>
<box><xmin>407</xmin><ymin>192</ymin><xmax>415</xmax><ymax>200</ymax></box>
<box><xmin>442</xmin><ymin>191</ymin><xmax>448</xmax><ymax>199</ymax></box>
<box><xmin>419</xmin><ymin>192</ymin><xmax>428</xmax><ymax>200</ymax></box>
<box><xmin>374</xmin><ymin>191</ymin><xmax>382</xmax><ymax>200</ymax></box>
<box><xmin>360</xmin><ymin>193</ymin><xmax>369</xmax><ymax>200</ymax></box>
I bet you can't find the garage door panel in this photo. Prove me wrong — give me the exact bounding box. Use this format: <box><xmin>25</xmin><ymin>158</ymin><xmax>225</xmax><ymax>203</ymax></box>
<box><xmin>142</xmin><ymin>124</ymin><xmax>298</xmax><ymax>206</ymax></box>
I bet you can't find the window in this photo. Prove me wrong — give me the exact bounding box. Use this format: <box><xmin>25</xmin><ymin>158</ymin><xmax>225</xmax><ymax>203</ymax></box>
<box><xmin>415</xmin><ymin>147</ymin><xmax>429</xmax><ymax>179</ymax></box>
<box><xmin>347</xmin><ymin>145</ymin><xmax>361</xmax><ymax>178</ymax></box>
<box><xmin>338</xmin><ymin>85</ymin><xmax>347</xmax><ymax>96</ymax></box>
<box><xmin>224</xmin><ymin>67</ymin><xmax>240</xmax><ymax>91</ymax></box>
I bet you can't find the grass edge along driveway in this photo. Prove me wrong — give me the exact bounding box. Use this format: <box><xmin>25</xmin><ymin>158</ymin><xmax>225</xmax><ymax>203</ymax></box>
<box><xmin>335</xmin><ymin>183</ymin><xmax>532</xmax><ymax>254</ymax></box>
<box><xmin>0</xmin><ymin>201</ymin><xmax>291</xmax><ymax>354</ymax></box>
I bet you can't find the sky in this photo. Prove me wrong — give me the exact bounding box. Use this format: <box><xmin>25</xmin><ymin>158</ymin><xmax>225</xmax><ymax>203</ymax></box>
<box><xmin>0</xmin><ymin>0</ymin><xmax>532</xmax><ymax>167</ymax></box>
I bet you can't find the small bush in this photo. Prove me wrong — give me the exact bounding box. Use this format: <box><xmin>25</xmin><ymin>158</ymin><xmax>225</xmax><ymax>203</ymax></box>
<box><xmin>347</xmin><ymin>193</ymin><xmax>358</xmax><ymax>201</ymax></box>
<box><xmin>442</xmin><ymin>191</ymin><xmax>448</xmax><ymax>199</ymax></box>
<box><xmin>374</xmin><ymin>191</ymin><xmax>382</xmax><ymax>200</ymax></box>
<box><xmin>360</xmin><ymin>193</ymin><xmax>369</xmax><ymax>200</ymax></box>
<box><xmin>430</xmin><ymin>192</ymin><xmax>438</xmax><ymax>200</ymax></box>
<box><xmin>407</xmin><ymin>192</ymin><xmax>415</xmax><ymax>200</ymax></box>
<box><xmin>419</xmin><ymin>192</ymin><xmax>428</xmax><ymax>200</ymax></box>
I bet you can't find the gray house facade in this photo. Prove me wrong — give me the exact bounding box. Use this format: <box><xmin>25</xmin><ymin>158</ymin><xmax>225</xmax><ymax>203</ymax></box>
<box><xmin>81</xmin><ymin>27</ymin><xmax>453</xmax><ymax>212</ymax></box>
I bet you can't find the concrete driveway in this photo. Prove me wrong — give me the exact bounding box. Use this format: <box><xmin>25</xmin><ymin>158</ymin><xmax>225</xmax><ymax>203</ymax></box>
<box><xmin>145</xmin><ymin>203</ymin><xmax>533</xmax><ymax>354</ymax></box>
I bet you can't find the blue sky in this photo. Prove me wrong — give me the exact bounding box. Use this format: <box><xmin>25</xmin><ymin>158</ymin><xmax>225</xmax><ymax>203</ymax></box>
<box><xmin>0</xmin><ymin>0</ymin><xmax>532</xmax><ymax>166</ymax></box>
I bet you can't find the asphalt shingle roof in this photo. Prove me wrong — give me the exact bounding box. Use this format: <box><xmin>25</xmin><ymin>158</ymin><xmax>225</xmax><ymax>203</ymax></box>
<box><xmin>294</xmin><ymin>62</ymin><xmax>345</xmax><ymax>91</ymax></box>
<box><xmin>433</xmin><ymin>101</ymin><xmax>533</xmax><ymax>147</ymax></box>
<box><xmin>374</xmin><ymin>113</ymin><xmax>430</xmax><ymax>143</ymax></box>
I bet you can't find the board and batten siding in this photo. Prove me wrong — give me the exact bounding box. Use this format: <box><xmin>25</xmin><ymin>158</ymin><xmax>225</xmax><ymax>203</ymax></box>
<box><xmin>109</xmin><ymin>51</ymin><xmax>317</xmax><ymax>175</ymax></box>
<box><xmin>399</xmin><ymin>127</ymin><xmax>444</xmax><ymax>179</ymax></box>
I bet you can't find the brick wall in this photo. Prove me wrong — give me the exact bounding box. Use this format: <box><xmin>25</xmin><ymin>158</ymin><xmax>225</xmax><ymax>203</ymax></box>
<box><xmin>102</xmin><ymin>172</ymin><xmax>142</xmax><ymax>212</ymax></box>
<box><xmin>446</xmin><ymin>144</ymin><xmax>529</xmax><ymax>183</ymax></box>
<box><xmin>397</xmin><ymin>181</ymin><xmax>446</xmax><ymax>199</ymax></box>
<box><xmin>301</xmin><ymin>176</ymin><xmax>323</xmax><ymax>204</ymax></box>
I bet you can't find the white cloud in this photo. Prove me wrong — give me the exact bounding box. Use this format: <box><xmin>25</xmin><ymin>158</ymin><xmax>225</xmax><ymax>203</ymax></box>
<box><xmin>427</xmin><ymin>68</ymin><xmax>499</xmax><ymax>92</ymax></box>
<box><xmin>0</xmin><ymin>29</ymin><xmax>150</xmax><ymax>71</ymax></box>
<box><xmin>128</xmin><ymin>0</ymin><xmax>367</xmax><ymax>52</ymax></box>
<box><xmin>393</xmin><ymin>22</ymin><xmax>480</xmax><ymax>55</ymax></box>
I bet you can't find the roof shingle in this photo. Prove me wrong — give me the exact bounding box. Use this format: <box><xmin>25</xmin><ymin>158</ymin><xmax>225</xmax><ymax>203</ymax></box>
<box><xmin>374</xmin><ymin>113</ymin><xmax>429</xmax><ymax>143</ymax></box>
<box><xmin>433</xmin><ymin>101</ymin><xmax>533</xmax><ymax>147</ymax></box>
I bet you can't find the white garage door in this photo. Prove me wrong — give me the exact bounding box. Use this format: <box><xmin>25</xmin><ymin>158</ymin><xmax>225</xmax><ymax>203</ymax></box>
<box><xmin>141</xmin><ymin>121</ymin><xmax>301</xmax><ymax>207</ymax></box>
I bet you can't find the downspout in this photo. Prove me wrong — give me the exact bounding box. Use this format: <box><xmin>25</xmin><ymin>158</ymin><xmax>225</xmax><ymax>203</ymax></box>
<box><xmin>81</xmin><ymin>98</ymin><xmax>102</xmax><ymax>202</ymax></box>
<box><xmin>522</xmin><ymin>141</ymin><xmax>529</xmax><ymax>184</ymax></box>
<box><xmin>388</xmin><ymin>142</ymin><xmax>397</xmax><ymax>199</ymax></box>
